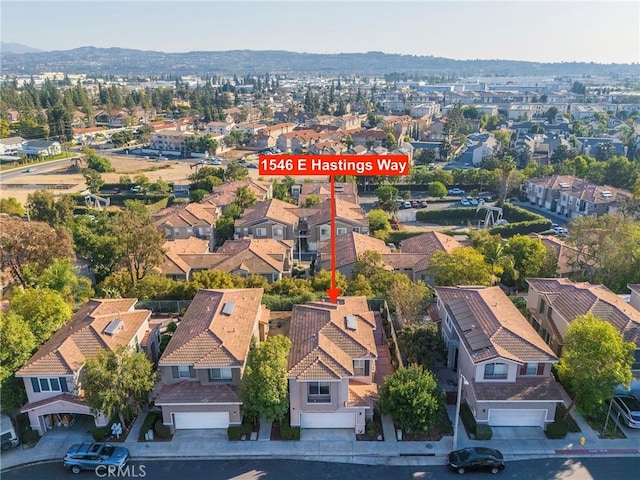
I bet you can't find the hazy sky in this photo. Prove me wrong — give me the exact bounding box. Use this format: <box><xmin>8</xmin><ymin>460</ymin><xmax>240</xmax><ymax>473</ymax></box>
<box><xmin>1</xmin><ymin>0</ymin><xmax>639</xmax><ymax>64</ymax></box>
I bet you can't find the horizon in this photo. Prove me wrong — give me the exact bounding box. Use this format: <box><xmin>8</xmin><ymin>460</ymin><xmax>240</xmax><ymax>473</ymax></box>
<box><xmin>1</xmin><ymin>1</ymin><xmax>639</xmax><ymax>65</ymax></box>
<box><xmin>2</xmin><ymin>43</ymin><xmax>639</xmax><ymax>66</ymax></box>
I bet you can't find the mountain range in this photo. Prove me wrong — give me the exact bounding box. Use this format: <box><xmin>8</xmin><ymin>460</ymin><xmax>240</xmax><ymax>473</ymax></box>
<box><xmin>1</xmin><ymin>45</ymin><xmax>638</xmax><ymax>77</ymax></box>
<box><xmin>0</xmin><ymin>42</ymin><xmax>43</xmax><ymax>54</ymax></box>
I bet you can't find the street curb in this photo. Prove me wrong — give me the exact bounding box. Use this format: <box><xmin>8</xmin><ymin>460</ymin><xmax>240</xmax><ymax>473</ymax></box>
<box><xmin>0</xmin><ymin>459</ymin><xmax>58</xmax><ymax>473</ymax></box>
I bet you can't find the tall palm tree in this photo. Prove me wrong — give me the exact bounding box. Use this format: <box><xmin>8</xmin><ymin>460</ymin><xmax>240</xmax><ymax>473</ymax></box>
<box><xmin>482</xmin><ymin>237</ymin><xmax>513</xmax><ymax>286</ymax></box>
<box><xmin>497</xmin><ymin>155</ymin><xmax>516</xmax><ymax>206</ymax></box>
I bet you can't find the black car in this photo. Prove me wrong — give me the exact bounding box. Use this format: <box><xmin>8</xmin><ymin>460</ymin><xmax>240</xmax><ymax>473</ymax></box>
<box><xmin>63</xmin><ymin>442</ymin><xmax>129</xmax><ymax>474</ymax></box>
<box><xmin>447</xmin><ymin>447</ymin><xmax>505</xmax><ymax>474</ymax></box>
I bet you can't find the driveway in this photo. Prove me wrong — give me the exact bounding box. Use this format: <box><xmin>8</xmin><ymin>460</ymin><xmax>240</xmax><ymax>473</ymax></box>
<box><xmin>300</xmin><ymin>429</ymin><xmax>354</xmax><ymax>441</ymax></box>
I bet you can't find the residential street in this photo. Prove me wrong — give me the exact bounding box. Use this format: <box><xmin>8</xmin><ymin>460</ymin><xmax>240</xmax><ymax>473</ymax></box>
<box><xmin>4</xmin><ymin>457</ymin><xmax>640</xmax><ymax>480</ymax></box>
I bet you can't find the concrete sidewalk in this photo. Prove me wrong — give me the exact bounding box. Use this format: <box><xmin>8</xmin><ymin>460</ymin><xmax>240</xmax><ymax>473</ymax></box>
<box><xmin>2</xmin><ymin>412</ymin><xmax>639</xmax><ymax>471</ymax></box>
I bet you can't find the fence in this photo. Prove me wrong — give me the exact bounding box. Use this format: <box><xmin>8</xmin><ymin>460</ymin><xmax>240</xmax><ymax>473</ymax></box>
<box><xmin>135</xmin><ymin>299</ymin><xmax>192</xmax><ymax>314</ymax></box>
<box><xmin>368</xmin><ymin>298</ymin><xmax>405</xmax><ymax>368</ymax></box>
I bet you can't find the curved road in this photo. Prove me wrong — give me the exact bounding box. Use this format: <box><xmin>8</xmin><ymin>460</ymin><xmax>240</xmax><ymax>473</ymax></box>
<box><xmin>3</xmin><ymin>457</ymin><xmax>639</xmax><ymax>480</ymax></box>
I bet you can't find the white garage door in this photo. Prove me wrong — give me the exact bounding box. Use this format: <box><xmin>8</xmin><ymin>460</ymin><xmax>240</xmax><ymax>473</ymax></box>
<box><xmin>300</xmin><ymin>413</ymin><xmax>355</xmax><ymax>429</ymax></box>
<box><xmin>488</xmin><ymin>409</ymin><xmax>546</xmax><ymax>427</ymax></box>
<box><xmin>173</xmin><ymin>412</ymin><xmax>229</xmax><ymax>429</ymax></box>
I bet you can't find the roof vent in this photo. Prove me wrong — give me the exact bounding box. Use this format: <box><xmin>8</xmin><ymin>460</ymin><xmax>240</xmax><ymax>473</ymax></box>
<box><xmin>221</xmin><ymin>302</ymin><xmax>235</xmax><ymax>315</ymax></box>
<box><xmin>601</xmin><ymin>190</ymin><xmax>613</xmax><ymax>197</ymax></box>
<box><xmin>104</xmin><ymin>319</ymin><xmax>123</xmax><ymax>336</ymax></box>
<box><xmin>345</xmin><ymin>315</ymin><xmax>357</xmax><ymax>331</ymax></box>
<box><xmin>559</xmin><ymin>182</ymin><xmax>570</xmax><ymax>188</ymax></box>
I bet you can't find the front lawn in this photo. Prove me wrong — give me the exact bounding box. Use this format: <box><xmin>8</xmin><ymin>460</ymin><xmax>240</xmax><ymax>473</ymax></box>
<box><xmin>395</xmin><ymin>406</ymin><xmax>452</xmax><ymax>441</ymax></box>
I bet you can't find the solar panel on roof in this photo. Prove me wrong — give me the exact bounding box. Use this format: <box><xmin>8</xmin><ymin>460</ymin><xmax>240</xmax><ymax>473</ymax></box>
<box><xmin>103</xmin><ymin>319</ymin><xmax>123</xmax><ymax>336</ymax></box>
<box><xmin>221</xmin><ymin>302</ymin><xmax>235</xmax><ymax>315</ymax></box>
<box><xmin>345</xmin><ymin>315</ymin><xmax>357</xmax><ymax>330</ymax></box>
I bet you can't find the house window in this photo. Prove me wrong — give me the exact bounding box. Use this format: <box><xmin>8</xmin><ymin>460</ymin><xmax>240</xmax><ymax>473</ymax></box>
<box><xmin>336</xmin><ymin>227</ymin><xmax>347</xmax><ymax>236</ymax></box>
<box><xmin>320</xmin><ymin>227</ymin><xmax>330</xmax><ymax>236</ymax></box>
<box><xmin>353</xmin><ymin>360</ymin><xmax>368</xmax><ymax>376</ymax></box>
<box><xmin>483</xmin><ymin>363</ymin><xmax>508</xmax><ymax>380</ymax></box>
<box><xmin>352</xmin><ymin>227</ymin><xmax>360</xmax><ymax>233</ymax></box>
<box><xmin>526</xmin><ymin>363</ymin><xmax>539</xmax><ymax>375</ymax></box>
<box><xmin>209</xmin><ymin>368</ymin><xmax>233</xmax><ymax>381</ymax></box>
<box><xmin>307</xmin><ymin>381</ymin><xmax>331</xmax><ymax>403</ymax></box>
<box><xmin>256</xmin><ymin>228</ymin><xmax>267</xmax><ymax>237</ymax></box>
<box><xmin>177</xmin><ymin>366</ymin><xmax>191</xmax><ymax>378</ymax></box>
<box><xmin>273</xmin><ymin>227</ymin><xmax>283</xmax><ymax>236</ymax></box>
<box><xmin>538</xmin><ymin>299</ymin><xmax>546</xmax><ymax>314</ymax></box>
<box><xmin>39</xmin><ymin>377</ymin><xmax>61</xmax><ymax>392</ymax></box>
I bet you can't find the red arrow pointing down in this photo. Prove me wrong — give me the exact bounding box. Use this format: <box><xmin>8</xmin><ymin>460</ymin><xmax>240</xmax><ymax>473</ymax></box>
<box><xmin>325</xmin><ymin>175</ymin><xmax>341</xmax><ymax>303</ymax></box>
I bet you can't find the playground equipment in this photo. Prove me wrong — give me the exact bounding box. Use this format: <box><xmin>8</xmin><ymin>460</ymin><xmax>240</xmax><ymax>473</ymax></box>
<box><xmin>476</xmin><ymin>204</ymin><xmax>506</xmax><ymax>229</ymax></box>
<box><xmin>83</xmin><ymin>191</ymin><xmax>110</xmax><ymax>210</ymax></box>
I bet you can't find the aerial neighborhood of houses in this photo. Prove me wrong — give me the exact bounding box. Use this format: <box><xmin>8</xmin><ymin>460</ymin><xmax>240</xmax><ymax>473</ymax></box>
<box><xmin>1</xmin><ymin>61</ymin><xmax>640</xmax><ymax>474</ymax></box>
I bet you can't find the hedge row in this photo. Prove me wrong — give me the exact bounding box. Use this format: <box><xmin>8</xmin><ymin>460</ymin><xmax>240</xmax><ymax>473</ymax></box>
<box><xmin>415</xmin><ymin>207</ymin><xmax>481</xmax><ymax>224</ymax></box>
<box><xmin>501</xmin><ymin>203</ymin><xmax>546</xmax><ymax>222</ymax></box>
<box><xmin>488</xmin><ymin>219</ymin><xmax>552</xmax><ymax>237</ymax></box>
<box><xmin>459</xmin><ymin>402</ymin><xmax>493</xmax><ymax>439</ymax></box>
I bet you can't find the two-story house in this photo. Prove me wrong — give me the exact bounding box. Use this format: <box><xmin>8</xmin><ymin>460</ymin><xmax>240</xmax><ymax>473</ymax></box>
<box><xmin>287</xmin><ymin>297</ymin><xmax>378</xmax><ymax>434</ymax></box>
<box><xmin>434</xmin><ymin>286</ymin><xmax>562</xmax><ymax>429</ymax></box>
<box><xmin>154</xmin><ymin>288</ymin><xmax>268</xmax><ymax>432</ymax></box>
<box><xmin>294</xmin><ymin>181</ymin><xmax>359</xmax><ymax>206</ymax></box>
<box><xmin>154</xmin><ymin>202</ymin><xmax>220</xmax><ymax>244</ymax></box>
<box><xmin>303</xmin><ymin>198</ymin><xmax>369</xmax><ymax>252</ymax></box>
<box><xmin>15</xmin><ymin>299</ymin><xmax>159</xmax><ymax>436</ymax></box>
<box><xmin>526</xmin><ymin>278</ymin><xmax>640</xmax><ymax>370</ymax></box>
<box><xmin>234</xmin><ymin>198</ymin><xmax>299</xmax><ymax>242</ymax></box>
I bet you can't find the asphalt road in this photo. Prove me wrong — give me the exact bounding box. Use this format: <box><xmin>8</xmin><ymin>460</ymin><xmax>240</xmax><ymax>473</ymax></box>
<box><xmin>3</xmin><ymin>457</ymin><xmax>639</xmax><ymax>480</ymax></box>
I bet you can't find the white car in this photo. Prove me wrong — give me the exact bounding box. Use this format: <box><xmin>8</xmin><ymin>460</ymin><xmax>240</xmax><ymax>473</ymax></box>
<box><xmin>448</xmin><ymin>188</ymin><xmax>465</xmax><ymax>196</ymax></box>
<box><xmin>461</xmin><ymin>198</ymin><xmax>471</xmax><ymax>206</ymax></box>
<box><xmin>211</xmin><ymin>158</ymin><xmax>222</xmax><ymax>165</ymax></box>
<box><xmin>470</xmin><ymin>198</ymin><xmax>479</xmax><ymax>206</ymax></box>
<box><xmin>403</xmin><ymin>201</ymin><xmax>412</xmax><ymax>209</ymax></box>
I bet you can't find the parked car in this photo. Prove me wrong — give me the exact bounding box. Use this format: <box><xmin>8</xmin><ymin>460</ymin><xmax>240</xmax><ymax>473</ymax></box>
<box><xmin>387</xmin><ymin>243</ymin><xmax>397</xmax><ymax>252</ymax></box>
<box><xmin>611</xmin><ymin>395</ymin><xmax>640</xmax><ymax>429</ymax></box>
<box><xmin>411</xmin><ymin>200</ymin><xmax>419</xmax><ymax>208</ymax></box>
<box><xmin>211</xmin><ymin>158</ymin><xmax>222</xmax><ymax>165</ymax></box>
<box><xmin>447</xmin><ymin>447</ymin><xmax>505</xmax><ymax>475</ymax></box>
<box><xmin>24</xmin><ymin>167</ymin><xmax>37</xmax><ymax>173</ymax></box>
<box><xmin>469</xmin><ymin>198</ymin><xmax>479</xmax><ymax>206</ymax></box>
<box><xmin>63</xmin><ymin>442</ymin><xmax>130</xmax><ymax>474</ymax></box>
<box><xmin>130</xmin><ymin>186</ymin><xmax>141</xmax><ymax>193</ymax></box>
<box><xmin>461</xmin><ymin>198</ymin><xmax>471</xmax><ymax>206</ymax></box>
<box><xmin>448</xmin><ymin>188</ymin><xmax>465</xmax><ymax>195</ymax></box>
<box><xmin>1</xmin><ymin>414</ymin><xmax>20</xmax><ymax>451</ymax></box>
<box><xmin>403</xmin><ymin>201</ymin><xmax>412</xmax><ymax>209</ymax></box>
<box><xmin>419</xmin><ymin>200</ymin><xmax>429</xmax><ymax>208</ymax></box>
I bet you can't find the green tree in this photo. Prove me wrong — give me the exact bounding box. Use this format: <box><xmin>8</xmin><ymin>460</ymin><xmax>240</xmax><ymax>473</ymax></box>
<box><xmin>375</xmin><ymin>185</ymin><xmax>399</xmax><ymax>213</ymax></box>
<box><xmin>85</xmin><ymin>153</ymin><xmax>114</xmax><ymax>173</ymax></box>
<box><xmin>235</xmin><ymin>186</ymin><xmax>257</xmax><ymax>210</ymax></box>
<box><xmin>190</xmin><ymin>270</ymin><xmax>243</xmax><ymax>290</ymax></box>
<box><xmin>428</xmin><ymin>181</ymin><xmax>447</xmax><ymax>199</ymax></box>
<box><xmin>557</xmin><ymin>313</ymin><xmax>634</xmax><ymax>420</ymax></box>
<box><xmin>309</xmin><ymin>269</ymin><xmax>348</xmax><ymax>294</ymax></box>
<box><xmin>427</xmin><ymin>247</ymin><xmax>492</xmax><ymax>286</ymax></box>
<box><xmin>504</xmin><ymin>234</ymin><xmax>554</xmax><ymax>288</ymax></box>
<box><xmin>10</xmin><ymin>288</ymin><xmax>72</xmax><ymax>345</ymax></box>
<box><xmin>0</xmin><ymin>217</ymin><xmax>75</xmax><ymax>288</ymax></box>
<box><xmin>385</xmin><ymin>276</ymin><xmax>432</xmax><ymax>325</ymax></box>
<box><xmin>27</xmin><ymin>190</ymin><xmax>75</xmax><ymax>227</ymax></box>
<box><xmin>0</xmin><ymin>197</ymin><xmax>26</xmax><ymax>217</ymax></box>
<box><xmin>82</xmin><ymin>346</ymin><xmax>157</xmax><ymax>428</ymax></box>
<box><xmin>225</xmin><ymin>162</ymin><xmax>249</xmax><ymax>181</ymax></box>
<box><xmin>110</xmin><ymin>201</ymin><xmax>165</xmax><ymax>284</ymax></box>
<box><xmin>379</xmin><ymin>365</ymin><xmax>444</xmax><ymax>433</ymax></box>
<box><xmin>384</xmin><ymin>132</ymin><xmax>397</xmax><ymax>149</ymax></box>
<box><xmin>345</xmin><ymin>273</ymin><xmax>373</xmax><ymax>297</ymax></box>
<box><xmin>240</xmin><ymin>335</ymin><xmax>292</xmax><ymax>421</ymax></box>
<box><xmin>83</xmin><ymin>168</ymin><xmax>105</xmax><ymax>194</ymax></box>
<box><xmin>303</xmin><ymin>194</ymin><xmax>321</xmax><ymax>207</ymax></box>
<box><xmin>367</xmin><ymin>209</ymin><xmax>391</xmax><ymax>240</ymax></box>
<box><xmin>397</xmin><ymin>323</ymin><xmax>446</xmax><ymax>369</ymax></box>
<box><xmin>24</xmin><ymin>258</ymin><xmax>94</xmax><ymax>305</ymax></box>
<box><xmin>497</xmin><ymin>155</ymin><xmax>516</xmax><ymax>206</ymax></box>
<box><xmin>0</xmin><ymin>312</ymin><xmax>36</xmax><ymax>383</ymax></box>
<box><xmin>351</xmin><ymin>250</ymin><xmax>396</xmax><ymax>296</ymax></box>
<box><xmin>214</xmin><ymin>216</ymin><xmax>236</xmax><ymax>245</ymax></box>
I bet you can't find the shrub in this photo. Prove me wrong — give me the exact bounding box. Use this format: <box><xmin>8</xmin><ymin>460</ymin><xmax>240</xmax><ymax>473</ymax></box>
<box><xmin>138</xmin><ymin>413</ymin><xmax>160</xmax><ymax>441</ymax></box>
<box><xmin>545</xmin><ymin>421</ymin><xmax>568</xmax><ymax>439</ymax></box>
<box><xmin>279</xmin><ymin>421</ymin><xmax>300</xmax><ymax>440</ymax></box>
<box><xmin>227</xmin><ymin>423</ymin><xmax>252</xmax><ymax>440</ymax></box>
<box><xmin>475</xmin><ymin>423</ymin><xmax>493</xmax><ymax>440</ymax></box>
<box><xmin>91</xmin><ymin>426</ymin><xmax>109</xmax><ymax>442</ymax></box>
<box><xmin>416</xmin><ymin>207</ymin><xmax>480</xmax><ymax>225</ymax></box>
<box><xmin>459</xmin><ymin>402</ymin><xmax>477</xmax><ymax>435</ymax></box>
<box><xmin>153</xmin><ymin>419</ymin><xmax>171</xmax><ymax>439</ymax></box>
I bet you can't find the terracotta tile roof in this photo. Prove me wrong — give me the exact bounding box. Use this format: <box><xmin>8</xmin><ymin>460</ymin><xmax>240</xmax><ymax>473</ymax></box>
<box><xmin>397</xmin><ymin>231</ymin><xmax>466</xmax><ymax>273</ymax></box>
<box><xmin>435</xmin><ymin>286</ymin><xmax>557</xmax><ymax>364</ymax></box>
<box><xmin>298</xmin><ymin>182</ymin><xmax>359</xmax><ymax>206</ymax></box>
<box><xmin>526</xmin><ymin>278</ymin><xmax>640</xmax><ymax>344</ymax></box>
<box><xmin>159</xmin><ymin>289</ymin><xmax>265</xmax><ymax>368</ymax></box>
<box><xmin>528</xmin><ymin>234</ymin><xmax>580</xmax><ymax>276</ymax></box>
<box><xmin>155</xmin><ymin>380</ymin><xmax>239</xmax><ymax>404</ymax></box>
<box><xmin>202</xmin><ymin>180</ymin><xmax>271</xmax><ymax>208</ymax></box>
<box><xmin>235</xmin><ymin>198</ymin><xmax>299</xmax><ymax>228</ymax></box>
<box><xmin>288</xmin><ymin>297</ymin><xmax>377</xmax><ymax>381</ymax></box>
<box><xmin>348</xmin><ymin>379</ymin><xmax>378</xmax><ymax>408</ymax></box>
<box><xmin>318</xmin><ymin>232</ymin><xmax>390</xmax><ymax>270</ymax></box>
<box><xmin>154</xmin><ymin>203</ymin><xmax>218</xmax><ymax>229</ymax></box>
<box><xmin>161</xmin><ymin>237</ymin><xmax>211</xmax><ymax>276</ymax></box>
<box><xmin>305</xmin><ymin>198</ymin><xmax>367</xmax><ymax>226</ymax></box>
<box><xmin>21</xmin><ymin>393</ymin><xmax>91</xmax><ymax>413</ymax></box>
<box><xmin>472</xmin><ymin>375</ymin><xmax>563</xmax><ymax>402</ymax></box>
<box><xmin>16</xmin><ymin>299</ymin><xmax>150</xmax><ymax>377</ymax></box>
